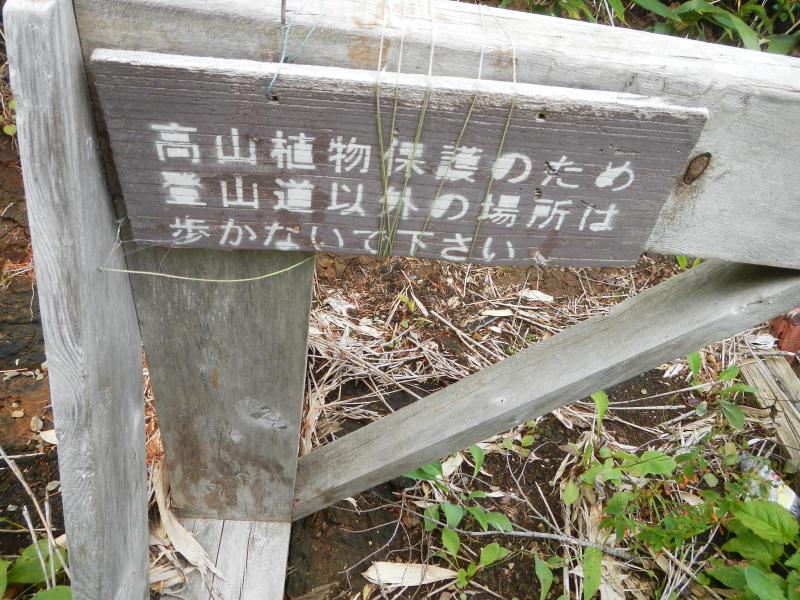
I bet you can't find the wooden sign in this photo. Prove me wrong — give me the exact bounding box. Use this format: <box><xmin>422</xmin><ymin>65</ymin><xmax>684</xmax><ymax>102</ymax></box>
<box><xmin>92</xmin><ymin>49</ymin><xmax>707</xmax><ymax>267</ymax></box>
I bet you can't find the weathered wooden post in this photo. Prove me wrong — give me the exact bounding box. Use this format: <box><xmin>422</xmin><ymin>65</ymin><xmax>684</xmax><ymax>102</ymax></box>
<box><xmin>5</xmin><ymin>0</ymin><xmax>799</xmax><ymax>598</ymax></box>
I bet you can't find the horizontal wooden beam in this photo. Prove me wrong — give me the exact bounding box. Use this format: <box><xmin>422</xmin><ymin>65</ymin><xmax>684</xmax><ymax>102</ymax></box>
<box><xmin>293</xmin><ymin>261</ymin><xmax>800</xmax><ymax>518</ymax></box>
<box><xmin>91</xmin><ymin>49</ymin><xmax>706</xmax><ymax>267</ymax></box>
<box><xmin>74</xmin><ymin>0</ymin><xmax>800</xmax><ymax>269</ymax></box>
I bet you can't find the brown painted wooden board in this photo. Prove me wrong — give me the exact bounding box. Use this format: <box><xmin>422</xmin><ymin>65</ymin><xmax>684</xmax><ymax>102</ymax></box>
<box><xmin>92</xmin><ymin>49</ymin><xmax>707</xmax><ymax>267</ymax></box>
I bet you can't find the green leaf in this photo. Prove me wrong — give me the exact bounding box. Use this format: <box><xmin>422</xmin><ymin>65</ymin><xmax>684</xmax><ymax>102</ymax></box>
<box><xmin>718</xmin><ymin>365</ymin><xmax>740</xmax><ymax>381</ymax></box>
<box><xmin>711</xmin><ymin>12</ymin><xmax>761</xmax><ymax>51</ymax></box>
<box><xmin>703</xmin><ymin>473</ymin><xmax>718</xmax><ymax>488</ymax></box>
<box><xmin>485</xmin><ymin>511</ymin><xmax>514</xmax><ymax>532</ymax></box>
<box><xmin>676</xmin><ymin>255</ymin><xmax>689</xmax><ymax>268</ymax></box>
<box><xmin>733</xmin><ymin>500</ymin><xmax>799</xmax><ymax>543</ymax></box>
<box><xmin>695</xmin><ymin>400</ymin><xmax>708</xmax><ymax>417</ymax></box>
<box><xmin>591</xmin><ymin>390</ymin><xmax>609</xmax><ymax>429</ymax></box>
<box><xmin>786</xmin><ymin>551</ymin><xmax>800</xmax><ymax>570</ymax></box>
<box><xmin>720</xmin><ymin>399</ymin><xmax>745</xmax><ymax>430</ymax></box>
<box><xmin>630</xmin><ymin>0</ymin><xmax>681</xmax><ymax>22</ymax></box>
<box><xmin>0</xmin><ymin>559</ymin><xmax>9</xmax><ymax>598</ymax></box>
<box><xmin>563</xmin><ymin>480</ymin><xmax>580</xmax><ymax>506</ymax></box>
<box><xmin>723</xmin><ymin>531</ymin><xmax>784</xmax><ymax>568</ymax></box>
<box><xmin>442</xmin><ymin>527</ymin><xmax>460</xmax><ymax>556</ymax></box>
<box><xmin>582</xmin><ymin>547</ymin><xmax>602</xmax><ymax>600</ymax></box>
<box><xmin>767</xmin><ymin>34</ymin><xmax>798</xmax><ymax>55</ymax></box>
<box><xmin>423</xmin><ymin>504</ymin><xmax>440</xmax><ymax>531</ymax></box>
<box><xmin>787</xmin><ymin>570</ymin><xmax>800</xmax><ymax>600</ymax></box>
<box><xmin>467</xmin><ymin>506</ymin><xmax>489</xmax><ymax>531</ymax></box>
<box><xmin>3</xmin><ymin>124</ymin><xmax>16</xmax><ymax>137</ymax></box>
<box><xmin>405</xmin><ymin>460</ymin><xmax>443</xmax><ymax>481</ymax></box>
<box><xmin>686</xmin><ymin>351</ymin><xmax>702</xmax><ymax>383</ymax></box>
<box><xmin>443</xmin><ymin>503</ymin><xmax>464</xmax><ymax>529</ymax></box>
<box><xmin>468</xmin><ymin>445</ymin><xmax>484</xmax><ymax>477</ymax></box>
<box><xmin>624</xmin><ymin>450</ymin><xmax>677</xmax><ymax>477</ymax></box>
<box><xmin>707</xmin><ymin>561</ymin><xmax>747</xmax><ymax>590</ymax></box>
<box><xmin>33</xmin><ymin>588</ymin><xmax>72</xmax><ymax>600</ymax></box>
<box><xmin>8</xmin><ymin>540</ymin><xmax>67</xmax><ymax>585</ymax></box>
<box><xmin>743</xmin><ymin>565</ymin><xmax>786</xmax><ymax>600</ymax></box>
<box><xmin>522</xmin><ymin>434</ymin><xmax>535</xmax><ymax>448</ymax></box>
<box><xmin>535</xmin><ymin>555</ymin><xmax>554</xmax><ymax>600</ymax></box>
<box><xmin>720</xmin><ymin>383</ymin><xmax>759</xmax><ymax>397</ymax></box>
<box><xmin>7</xmin><ymin>99</ymin><xmax>16</xmax><ymax>112</ymax></box>
<box><xmin>605</xmin><ymin>491</ymin><xmax>633</xmax><ymax>516</ymax></box>
<box><xmin>479</xmin><ymin>542</ymin><xmax>503</xmax><ymax>566</ymax></box>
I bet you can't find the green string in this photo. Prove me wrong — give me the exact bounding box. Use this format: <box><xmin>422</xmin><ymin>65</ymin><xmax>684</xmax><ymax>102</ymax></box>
<box><xmin>266</xmin><ymin>0</ymin><xmax>326</xmax><ymax>97</ymax></box>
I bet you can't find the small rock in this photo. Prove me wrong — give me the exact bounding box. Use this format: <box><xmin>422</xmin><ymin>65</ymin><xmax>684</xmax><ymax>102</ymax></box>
<box><xmin>11</xmin><ymin>410</ymin><xmax>24</xmax><ymax>419</ymax></box>
<box><xmin>11</xmin><ymin>401</ymin><xmax>19</xmax><ymax>408</ymax></box>
<box><xmin>7</xmin><ymin>505</ymin><xmax>18</xmax><ymax>512</ymax></box>
<box><xmin>45</xmin><ymin>480</ymin><xmax>61</xmax><ymax>493</ymax></box>
<box><xmin>30</xmin><ymin>415</ymin><xmax>44</xmax><ymax>432</ymax></box>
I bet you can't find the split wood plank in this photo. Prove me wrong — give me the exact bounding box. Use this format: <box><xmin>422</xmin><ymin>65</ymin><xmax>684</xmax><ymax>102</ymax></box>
<box><xmin>740</xmin><ymin>356</ymin><xmax>800</xmax><ymax>468</ymax></box>
<box><xmin>162</xmin><ymin>518</ymin><xmax>291</xmax><ymax>600</ymax></box>
<box><xmin>130</xmin><ymin>248</ymin><xmax>314</xmax><ymax>521</ymax></box>
<box><xmin>91</xmin><ymin>49</ymin><xmax>707</xmax><ymax>267</ymax></box>
<box><xmin>73</xmin><ymin>0</ymin><xmax>800</xmax><ymax>270</ymax></box>
<box><xmin>4</xmin><ymin>0</ymin><xmax>149</xmax><ymax>598</ymax></box>
<box><xmin>294</xmin><ymin>260</ymin><xmax>800</xmax><ymax>518</ymax></box>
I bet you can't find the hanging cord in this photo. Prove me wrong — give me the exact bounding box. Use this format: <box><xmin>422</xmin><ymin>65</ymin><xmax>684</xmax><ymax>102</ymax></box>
<box><xmin>468</xmin><ymin>10</ymin><xmax>518</xmax><ymax>260</ymax></box>
<box><xmin>375</xmin><ymin>0</ymin><xmax>409</xmax><ymax>257</ymax></box>
<box><xmin>412</xmin><ymin>4</ymin><xmax>487</xmax><ymax>256</ymax></box>
<box><xmin>381</xmin><ymin>0</ymin><xmax>437</xmax><ymax>257</ymax></box>
<box><xmin>267</xmin><ymin>0</ymin><xmax>327</xmax><ymax>97</ymax></box>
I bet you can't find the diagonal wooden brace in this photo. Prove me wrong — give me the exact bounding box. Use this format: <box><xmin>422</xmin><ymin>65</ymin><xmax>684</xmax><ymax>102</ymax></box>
<box><xmin>294</xmin><ymin>260</ymin><xmax>800</xmax><ymax>519</ymax></box>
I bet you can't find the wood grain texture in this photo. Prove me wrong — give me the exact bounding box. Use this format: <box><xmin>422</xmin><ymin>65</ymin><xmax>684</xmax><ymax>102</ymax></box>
<box><xmin>294</xmin><ymin>261</ymin><xmax>800</xmax><ymax>518</ymax></box>
<box><xmin>741</xmin><ymin>356</ymin><xmax>800</xmax><ymax>468</ymax></box>
<box><xmin>163</xmin><ymin>518</ymin><xmax>291</xmax><ymax>600</ymax></box>
<box><xmin>130</xmin><ymin>248</ymin><xmax>314</xmax><ymax>521</ymax></box>
<box><xmin>4</xmin><ymin>0</ymin><xmax>148</xmax><ymax>598</ymax></box>
<box><xmin>73</xmin><ymin>0</ymin><xmax>800</xmax><ymax>269</ymax></box>
<box><xmin>91</xmin><ymin>49</ymin><xmax>706</xmax><ymax>267</ymax></box>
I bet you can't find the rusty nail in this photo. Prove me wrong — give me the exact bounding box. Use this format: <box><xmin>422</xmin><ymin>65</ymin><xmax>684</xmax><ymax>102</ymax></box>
<box><xmin>683</xmin><ymin>152</ymin><xmax>712</xmax><ymax>185</ymax></box>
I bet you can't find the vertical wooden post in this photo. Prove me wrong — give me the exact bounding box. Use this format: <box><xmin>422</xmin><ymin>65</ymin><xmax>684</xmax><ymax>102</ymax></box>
<box><xmin>4</xmin><ymin>0</ymin><xmax>149</xmax><ymax>598</ymax></box>
<box><xmin>129</xmin><ymin>248</ymin><xmax>315</xmax><ymax>522</ymax></box>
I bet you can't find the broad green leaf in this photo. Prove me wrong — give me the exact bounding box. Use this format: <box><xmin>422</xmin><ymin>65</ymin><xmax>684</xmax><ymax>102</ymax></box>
<box><xmin>707</xmin><ymin>561</ymin><xmax>747</xmax><ymax>590</ymax></box>
<box><xmin>522</xmin><ymin>435</ymin><xmax>535</xmax><ymax>448</ymax></box>
<box><xmin>720</xmin><ymin>383</ymin><xmax>759</xmax><ymax>398</ymax></box>
<box><xmin>720</xmin><ymin>399</ymin><xmax>745</xmax><ymax>430</ymax></box>
<box><xmin>0</xmin><ymin>559</ymin><xmax>9</xmax><ymax>597</ymax></box>
<box><xmin>607</xmin><ymin>0</ymin><xmax>626</xmax><ymax>22</ymax></box>
<box><xmin>456</xmin><ymin>568</ymin><xmax>468</xmax><ymax>588</ymax></box>
<box><xmin>468</xmin><ymin>445</ymin><xmax>484</xmax><ymax>477</ymax></box>
<box><xmin>787</xmin><ymin>570</ymin><xmax>800</xmax><ymax>600</ymax></box>
<box><xmin>563</xmin><ymin>480</ymin><xmax>580</xmax><ymax>506</ymax></box>
<box><xmin>7</xmin><ymin>99</ymin><xmax>16</xmax><ymax>111</ymax></box>
<box><xmin>767</xmin><ymin>34</ymin><xmax>798</xmax><ymax>55</ymax></box>
<box><xmin>33</xmin><ymin>588</ymin><xmax>72</xmax><ymax>600</ymax></box>
<box><xmin>718</xmin><ymin>365</ymin><xmax>740</xmax><ymax>381</ymax></box>
<box><xmin>443</xmin><ymin>503</ymin><xmax>464</xmax><ymax>529</ymax></box>
<box><xmin>703</xmin><ymin>473</ymin><xmax>719</xmax><ymax>488</ymax></box>
<box><xmin>485</xmin><ymin>511</ymin><xmax>514</xmax><ymax>532</ymax></box>
<box><xmin>8</xmin><ymin>540</ymin><xmax>67</xmax><ymax>585</ymax></box>
<box><xmin>733</xmin><ymin>500</ymin><xmax>799</xmax><ymax>543</ymax></box>
<box><xmin>743</xmin><ymin>565</ymin><xmax>786</xmax><ymax>600</ymax></box>
<box><xmin>442</xmin><ymin>527</ymin><xmax>460</xmax><ymax>556</ymax></box>
<box><xmin>423</xmin><ymin>504</ymin><xmax>440</xmax><ymax>531</ymax></box>
<box><xmin>582</xmin><ymin>547</ymin><xmax>602</xmax><ymax>599</ymax></box>
<box><xmin>723</xmin><ymin>531</ymin><xmax>783</xmax><ymax>568</ymax></box>
<box><xmin>675</xmin><ymin>0</ymin><xmax>721</xmax><ymax>14</ymax></box>
<box><xmin>467</xmin><ymin>506</ymin><xmax>489</xmax><ymax>531</ymax></box>
<box><xmin>631</xmin><ymin>0</ymin><xmax>681</xmax><ymax>23</ymax></box>
<box><xmin>479</xmin><ymin>542</ymin><xmax>503</xmax><ymax>566</ymax></box>
<box><xmin>686</xmin><ymin>351</ymin><xmax>702</xmax><ymax>382</ymax></box>
<box><xmin>405</xmin><ymin>460</ymin><xmax>443</xmax><ymax>481</ymax></box>
<box><xmin>676</xmin><ymin>255</ymin><xmax>689</xmax><ymax>269</ymax></box>
<box><xmin>695</xmin><ymin>400</ymin><xmax>708</xmax><ymax>417</ymax></box>
<box><xmin>535</xmin><ymin>555</ymin><xmax>554</xmax><ymax>600</ymax></box>
<box><xmin>591</xmin><ymin>390</ymin><xmax>609</xmax><ymax>429</ymax></box>
<box><xmin>786</xmin><ymin>551</ymin><xmax>800</xmax><ymax>570</ymax></box>
<box><xmin>624</xmin><ymin>450</ymin><xmax>676</xmax><ymax>477</ymax></box>
<box><xmin>2</xmin><ymin>124</ymin><xmax>16</xmax><ymax>137</ymax></box>
<box><xmin>711</xmin><ymin>12</ymin><xmax>761</xmax><ymax>51</ymax></box>
<box><xmin>605</xmin><ymin>491</ymin><xmax>633</xmax><ymax>516</ymax></box>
